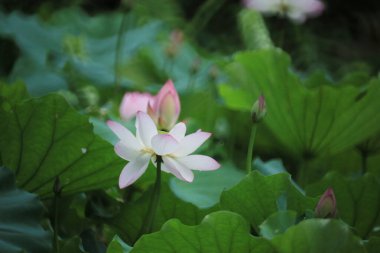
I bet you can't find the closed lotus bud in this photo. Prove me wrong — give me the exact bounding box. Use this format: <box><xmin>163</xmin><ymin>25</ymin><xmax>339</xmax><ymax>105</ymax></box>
<box><xmin>148</xmin><ymin>80</ymin><xmax>180</xmax><ymax>131</ymax></box>
<box><xmin>315</xmin><ymin>188</ymin><xmax>337</xmax><ymax>218</ymax></box>
<box><xmin>119</xmin><ymin>92</ymin><xmax>154</xmax><ymax>121</ymax></box>
<box><xmin>251</xmin><ymin>95</ymin><xmax>266</xmax><ymax>123</ymax></box>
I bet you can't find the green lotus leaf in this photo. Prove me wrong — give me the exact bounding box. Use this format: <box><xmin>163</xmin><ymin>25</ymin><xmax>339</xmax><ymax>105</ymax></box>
<box><xmin>219</xmin><ymin>49</ymin><xmax>380</xmax><ymax>159</ymax></box>
<box><xmin>220</xmin><ymin>171</ymin><xmax>315</xmax><ymax>232</ymax></box>
<box><xmin>0</xmin><ymin>94</ymin><xmax>123</xmax><ymax>197</ymax></box>
<box><xmin>131</xmin><ymin>211</ymin><xmax>275</xmax><ymax>253</ymax></box>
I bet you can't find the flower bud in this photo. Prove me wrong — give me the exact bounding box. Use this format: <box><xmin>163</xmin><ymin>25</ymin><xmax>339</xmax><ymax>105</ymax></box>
<box><xmin>148</xmin><ymin>80</ymin><xmax>180</xmax><ymax>131</ymax></box>
<box><xmin>119</xmin><ymin>92</ymin><xmax>154</xmax><ymax>121</ymax></box>
<box><xmin>315</xmin><ymin>188</ymin><xmax>337</xmax><ymax>218</ymax></box>
<box><xmin>251</xmin><ymin>95</ymin><xmax>266</xmax><ymax>123</ymax></box>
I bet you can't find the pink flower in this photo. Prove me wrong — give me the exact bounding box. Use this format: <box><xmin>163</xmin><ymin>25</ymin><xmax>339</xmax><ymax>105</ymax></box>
<box><xmin>108</xmin><ymin>112</ymin><xmax>220</xmax><ymax>188</ymax></box>
<box><xmin>244</xmin><ymin>0</ymin><xmax>325</xmax><ymax>23</ymax></box>
<box><xmin>315</xmin><ymin>188</ymin><xmax>337</xmax><ymax>218</ymax></box>
<box><xmin>119</xmin><ymin>92</ymin><xmax>154</xmax><ymax>121</ymax></box>
<box><xmin>148</xmin><ymin>80</ymin><xmax>180</xmax><ymax>131</ymax></box>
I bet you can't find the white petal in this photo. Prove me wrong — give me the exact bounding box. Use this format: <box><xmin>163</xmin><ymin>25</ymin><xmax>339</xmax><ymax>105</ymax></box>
<box><xmin>176</xmin><ymin>155</ymin><xmax>220</xmax><ymax>171</ymax></box>
<box><xmin>173</xmin><ymin>131</ymin><xmax>211</xmax><ymax>157</ymax></box>
<box><xmin>169</xmin><ymin>122</ymin><xmax>186</xmax><ymax>141</ymax></box>
<box><xmin>136</xmin><ymin>111</ymin><xmax>158</xmax><ymax>148</ymax></box>
<box><xmin>119</xmin><ymin>153</ymin><xmax>151</xmax><ymax>188</ymax></box>
<box><xmin>151</xmin><ymin>134</ymin><xmax>179</xmax><ymax>156</ymax></box>
<box><xmin>244</xmin><ymin>0</ymin><xmax>280</xmax><ymax>13</ymax></box>
<box><xmin>163</xmin><ymin>157</ymin><xmax>194</xmax><ymax>182</ymax></box>
<box><xmin>114</xmin><ymin>141</ymin><xmax>141</xmax><ymax>161</ymax></box>
<box><xmin>107</xmin><ymin>121</ymin><xmax>142</xmax><ymax>150</ymax></box>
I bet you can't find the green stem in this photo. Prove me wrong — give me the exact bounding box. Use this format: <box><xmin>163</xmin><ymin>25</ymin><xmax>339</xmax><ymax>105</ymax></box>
<box><xmin>53</xmin><ymin>196</ymin><xmax>59</xmax><ymax>253</ymax></box>
<box><xmin>140</xmin><ymin>156</ymin><xmax>162</xmax><ymax>235</ymax></box>
<box><xmin>52</xmin><ymin>177</ymin><xmax>61</xmax><ymax>253</ymax></box>
<box><xmin>246</xmin><ymin>124</ymin><xmax>258</xmax><ymax>174</ymax></box>
<box><xmin>114</xmin><ymin>13</ymin><xmax>128</xmax><ymax>93</ymax></box>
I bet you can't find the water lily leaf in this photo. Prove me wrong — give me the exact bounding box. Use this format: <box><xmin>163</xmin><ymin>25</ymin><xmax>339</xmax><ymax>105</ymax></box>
<box><xmin>220</xmin><ymin>171</ymin><xmax>314</xmax><ymax>232</ymax></box>
<box><xmin>306</xmin><ymin>172</ymin><xmax>380</xmax><ymax>238</ymax></box>
<box><xmin>219</xmin><ymin>49</ymin><xmax>380</xmax><ymax>159</ymax></box>
<box><xmin>0</xmin><ymin>94</ymin><xmax>124</xmax><ymax>197</ymax></box>
<box><xmin>170</xmin><ymin>161</ymin><xmax>245</xmax><ymax>208</ymax></box>
<box><xmin>131</xmin><ymin>211</ymin><xmax>275</xmax><ymax>253</ymax></box>
<box><xmin>0</xmin><ymin>167</ymin><xmax>52</xmax><ymax>253</ymax></box>
<box><xmin>106</xmin><ymin>184</ymin><xmax>216</xmax><ymax>245</ymax></box>
<box><xmin>271</xmin><ymin>219</ymin><xmax>365</xmax><ymax>253</ymax></box>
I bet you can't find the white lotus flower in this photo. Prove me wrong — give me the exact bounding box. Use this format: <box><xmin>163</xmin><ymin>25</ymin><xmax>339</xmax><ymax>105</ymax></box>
<box><xmin>107</xmin><ymin>112</ymin><xmax>220</xmax><ymax>188</ymax></box>
<box><xmin>244</xmin><ymin>0</ymin><xmax>325</xmax><ymax>22</ymax></box>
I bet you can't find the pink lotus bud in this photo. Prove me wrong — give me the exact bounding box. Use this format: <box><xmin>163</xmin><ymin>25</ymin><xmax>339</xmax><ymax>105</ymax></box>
<box><xmin>119</xmin><ymin>92</ymin><xmax>154</xmax><ymax>121</ymax></box>
<box><xmin>315</xmin><ymin>188</ymin><xmax>337</xmax><ymax>218</ymax></box>
<box><xmin>148</xmin><ymin>80</ymin><xmax>180</xmax><ymax>131</ymax></box>
<box><xmin>251</xmin><ymin>95</ymin><xmax>267</xmax><ymax>123</ymax></box>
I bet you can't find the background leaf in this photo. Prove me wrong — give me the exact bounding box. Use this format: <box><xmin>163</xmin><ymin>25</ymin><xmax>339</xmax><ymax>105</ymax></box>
<box><xmin>219</xmin><ymin>49</ymin><xmax>380</xmax><ymax>160</ymax></box>
<box><xmin>271</xmin><ymin>219</ymin><xmax>365</xmax><ymax>253</ymax></box>
<box><xmin>220</xmin><ymin>171</ymin><xmax>314</xmax><ymax>232</ymax></box>
<box><xmin>169</xmin><ymin>161</ymin><xmax>245</xmax><ymax>208</ymax></box>
<box><xmin>0</xmin><ymin>167</ymin><xmax>52</xmax><ymax>253</ymax></box>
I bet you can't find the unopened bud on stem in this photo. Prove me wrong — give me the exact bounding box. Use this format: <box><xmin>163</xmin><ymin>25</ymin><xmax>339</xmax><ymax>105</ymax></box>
<box><xmin>315</xmin><ymin>188</ymin><xmax>337</xmax><ymax>218</ymax></box>
<box><xmin>251</xmin><ymin>95</ymin><xmax>266</xmax><ymax>123</ymax></box>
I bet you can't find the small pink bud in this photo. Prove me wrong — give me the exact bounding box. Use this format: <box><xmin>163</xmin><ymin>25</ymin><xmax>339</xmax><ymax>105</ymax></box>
<box><xmin>148</xmin><ymin>80</ymin><xmax>180</xmax><ymax>130</ymax></box>
<box><xmin>251</xmin><ymin>95</ymin><xmax>267</xmax><ymax>123</ymax></box>
<box><xmin>315</xmin><ymin>188</ymin><xmax>337</xmax><ymax>218</ymax></box>
<box><xmin>119</xmin><ymin>92</ymin><xmax>154</xmax><ymax>121</ymax></box>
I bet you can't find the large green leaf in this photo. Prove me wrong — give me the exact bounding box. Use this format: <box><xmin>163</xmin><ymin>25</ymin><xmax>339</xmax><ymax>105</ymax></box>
<box><xmin>220</xmin><ymin>171</ymin><xmax>314</xmax><ymax>232</ymax></box>
<box><xmin>0</xmin><ymin>94</ymin><xmax>124</xmax><ymax>197</ymax></box>
<box><xmin>219</xmin><ymin>49</ymin><xmax>380</xmax><ymax>159</ymax></box>
<box><xmin>306</xmin><ymin>172</ymin><xmax>380</xmax><ymax>238</ymax></box>
<box><xmin>0</xmin><ymin>167</ymin><xmax>52</xmax><ymax>253</ymax></box>
<box><xmin>271</xmin><ymin>219</ymin><xmax>365</xmax><ymax>253</ymax></box>
<box><xmin>131</xmin><ymin>211</ymin><xmax>275</xmax><ymax>253</ymax></box>
<box><xmin>106</xmin><ymin>184</ymin><xmax>216</xmax><ymax>245</ymax></box>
